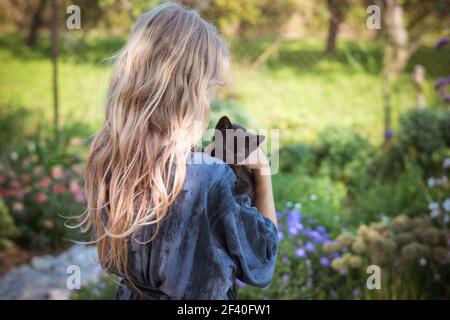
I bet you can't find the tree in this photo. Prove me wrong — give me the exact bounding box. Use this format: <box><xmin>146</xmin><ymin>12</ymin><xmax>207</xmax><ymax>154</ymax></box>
<box><xmin>325</xmin><ymin>0</ymin><xmax>348</xmax><ymax>54</ymax></box>
<box><xmin>26</xmin><ymin>0</ymin><xmax>48</xmax><ymax>47</ymax></box>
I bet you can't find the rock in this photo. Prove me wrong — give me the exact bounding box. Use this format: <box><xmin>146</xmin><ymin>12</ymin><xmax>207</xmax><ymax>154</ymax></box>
<box><xmin>0</xmin><ymin>244</ymin><xmax>102</xmax><ymax>300</ymax></box>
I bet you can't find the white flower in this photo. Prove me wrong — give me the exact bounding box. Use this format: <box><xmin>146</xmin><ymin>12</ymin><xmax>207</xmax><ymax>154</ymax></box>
<box><xmin>294</xmin><ymin>202</ymin><xmax>302</xmax><ymax>210</ymax></box>
<box><xmin>444</xmin><ymin>214</ymin><xmax>450</xmax><ymax>224</ymax></box>
<box><xmin>427</xmin><ymin>178</ymin><xmax>436</xmax><ymax>188</ymax></box>
<box><xmin>9</xmin><ymin>151</ymin><xmax>18</xmax><ymax>160</ymax></box>
<box><xmin>420</xmin><ymin>258</ymin><xmax>427</xmax><ymax>266</ymax></box>
<box><xmin>428</xmin><ymin>202</ymin><xmax>439</xmax><ymax>211</ymax></box>
<box><xmin>443</xmin><ymin>158</ymin><xmax>450</xmax><ymax>169</ymax></box>
<box><xmin>443</xmin><ymin>199</ymin><xmax>450</xmax><ymax>212</ymax></box>
<box><xmin>430</xmin><ymin>209</ymin><xmax>441</xmax><ymax>219</ymax></box>
<box><xmin>309</xmin><ymin>194</ymin><xmax>317</xmax><ymax>201</ymax></box>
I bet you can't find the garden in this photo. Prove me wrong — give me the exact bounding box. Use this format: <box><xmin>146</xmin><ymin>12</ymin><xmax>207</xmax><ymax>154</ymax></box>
<box><xmin>0</xmin><ymin>0</ymin><xmax>449</xmax><ymax>300</ymax></box>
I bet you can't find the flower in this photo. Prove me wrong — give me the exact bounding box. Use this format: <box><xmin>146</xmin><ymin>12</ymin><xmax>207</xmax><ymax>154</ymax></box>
<box><xmin>305</xmin><ymin>242</ymin><xmax>316</xmax><ymax>253</ymax></box>
<box><xmin>295</xmin><ymin>247</ymin><xmax>306</xmax><ymax>258</ymax></box>
<box><xmin>236</xmin><ymin>279</ymin><xmax>246</xmax><ymax>287</ymax></box>
<box><xmin>12</xmin><ymin>201</ymin><xmax>24</xmax><ymax>213</ymax></box>
<box><xmin>51</xmin><ymin>166</ymin><xmax>64</xmax><ymax>179</ymax></box>
<box><xmin>352</xmin><ymin>289</ymin><xmax>361</xmax><ymax>298</ymax></box>
<box><xmin>53</xmin><ymin>183</ymin><xmax>66</xmax><ymax>194</ymax></box>
<box><xmin>320</xmin><ymin>256</ymin><xmax>330</xmax><ymax>267</ymax></box>
<box><xmin>309</xmin><ymin>194</ymin><xmax>317</xmax><ymax>201</ymax></box>
<box><xmin>38</xmin><ymin>177</ymin><xmax>52</xmax><ymax>188</ymax></box>
<box><xmin>42</xmin><ymin>219</ymin><xmax>54</xmax><ymax>229</ymax></box>
<box><xmin>443</xmin><ymin>199</ymin><xmax>450</xmax><ymax>212</ymax></box>
<box><xmin>427</xmin><ymin>178</ymin><xmax>436</xmax><ymax>188</ymax></box>
<box><xmin>281</xmin><ymin>274</ymin><xmax>289</xmax><ymax>282</ymax></box>
<box><xmin>428</xmin><ymin>202</ymin><xmax>439</xmax><ymax>211</ymax></box>
<box><xmin>74</xmin><ymin>190</ymin><xmax>85</xmax><ymax>203</ymax></box>
<box><xmin>277</xmin><ymin>231</ymin><xmax>284</xmax><ymax>241</ymax></box>
<box><xmin>35</xmin><ymin>192</ymin><xmax>48</xmax><ymax>204</ymax></box>
<box><xmin>384</xmin><ymin>129</ymin><xmax>394</xmax><ymax>140</ymax></box>
<box><xmin>281</xmin><ymin>256</ymin><xmax>289</xmax><ymax>264</ymax></box>
<box><xmin>419</xmin><ymin>258</ymin><xmax>427</xmax><ymax>266</ymax></box>
<box><xmin>443</xmin><ymin>158</ymin><xmax>450</xmax><ymax>170</ymax></box>
<box><xmin>435</xmin><ymin>37</ymin><xmax>449</xmax><ymax>48</ymax></box>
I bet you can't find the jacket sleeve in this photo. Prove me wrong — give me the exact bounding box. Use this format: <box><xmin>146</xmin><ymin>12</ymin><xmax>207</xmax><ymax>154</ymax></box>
<box><xmin>209</xmin><ymin>169</ymin><xmax>279</xmax><ymax>288</ymax></box>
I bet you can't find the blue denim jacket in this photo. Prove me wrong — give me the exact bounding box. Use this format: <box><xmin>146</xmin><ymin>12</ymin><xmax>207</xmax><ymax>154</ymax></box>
<box><xmin>115</xmin><ymin>152</ymin><xmax>278</xmax><ymax>300</ymax></box>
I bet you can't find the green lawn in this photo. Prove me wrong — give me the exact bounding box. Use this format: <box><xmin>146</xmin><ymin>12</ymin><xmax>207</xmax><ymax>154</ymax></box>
<box><xmin>0</xmin><ymin>34</ymin><xmax>448</xmax><ymax>145</ymax></box>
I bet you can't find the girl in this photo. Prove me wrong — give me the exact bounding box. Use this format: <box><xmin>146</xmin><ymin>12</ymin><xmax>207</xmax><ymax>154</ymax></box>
<box><xmin>81</xmin><ymin>2</ymin><xmax>278</xmax><ymax>300</ymax></box>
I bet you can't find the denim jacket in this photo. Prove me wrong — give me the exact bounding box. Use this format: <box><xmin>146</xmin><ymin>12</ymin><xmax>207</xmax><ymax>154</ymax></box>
<box><xmin>115</xmin><ymin>152</ymin><xmax>278</xmax><ymax>300</ymax></box>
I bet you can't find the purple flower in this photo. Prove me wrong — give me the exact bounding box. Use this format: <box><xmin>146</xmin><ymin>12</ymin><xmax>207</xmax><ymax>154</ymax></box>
<box><xmin>434</xmin><ymin>76</ymin><xmax>450</xmax><ymax>89</ymax></box>
<box><xmin>286</xmin><ymin>211</ymin><xmax>303</xmax><ymax>237</ymax></box>
<box><xmin>236</xmin><ymin>279</ymin><xmax>247</xmax><ymax>287</ymax></box>
<box><xmin>295</xmin><ymin>247</ymin><xmax>306</xmax><ymax>258</ymax></box>
<box><xmin>339</xmin><ymin>269</ymin><xmax>348</xmax><ymax>276</ymax></box>
<box><xmin>331</xmin><ymin>252</ymin><xmax>341</xmax><ymax>259</ymax></box>
<box><xmin>352</xmin><ymin>289</ymin><xmax>361</xmax><ymax>297</ymax></box>
<box><xmin>278</xmin><ymin>231</ymin><xmax>284</xmax><ymax>241</ymax></box>
<box><xmin>316</xmin><ymin>225</ymin><xmax>327</xmax><ymax>235</ymax></box>
<box><xmin>281</xmin><ymin>274</ymin><xmax>289</xmax><ymax>282</ymax></box>
<box><xmin>435</xmin><ymin>37</ymin><xmax>449</xmax><ymax>48</ymax></box>
<box><xmin>263</xmin><ymin>296</ymin><xmax>270</xmax><ymax>300</ymax></box>
<box><xmin>282</xmin><ymin>256</ymin><xmax>289</xmax><ymax>264</ymax></box>
<box><xmin>98</xmin><ymin>281</ymin><xmax>105</xmax><ymax>289</ymax></box>
<box><xmin>320</xmin><ymin>256</ymin><xmax>330</xmax><ymax>267</ymax></box>
<box><xmin>276</xmin><ymin>211</ymin><xmax>282</xmax><ymax>218</ymax></box>
<box><xmin>384</xmin><ymin>129</ymin><xmax>394</xmax><ymax>140</ymax></box>
<box><xmin>305</xmin><ymin>242</ymin><xmax>316</xmax><ymax>253</ymax></box>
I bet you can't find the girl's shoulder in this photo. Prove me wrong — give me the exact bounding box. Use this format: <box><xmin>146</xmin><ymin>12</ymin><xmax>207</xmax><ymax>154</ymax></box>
<box><xmin>185</xmin><ymin>152</ymin><xmax>237</xmax><ymax>192</ymax></box>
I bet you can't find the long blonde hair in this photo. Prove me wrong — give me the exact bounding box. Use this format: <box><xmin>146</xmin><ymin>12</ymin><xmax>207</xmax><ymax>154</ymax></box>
<box><xmin>80</xmin><ymin>2</ymin><xmax>228</xmax><ymax>277</ymax></box>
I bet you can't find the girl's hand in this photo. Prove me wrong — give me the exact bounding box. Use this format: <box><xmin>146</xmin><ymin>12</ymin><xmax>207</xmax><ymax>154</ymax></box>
<box><xmin>238</xmin><ymin>147</ymin><xmax>271</xmax><ymax>175</ymax></box>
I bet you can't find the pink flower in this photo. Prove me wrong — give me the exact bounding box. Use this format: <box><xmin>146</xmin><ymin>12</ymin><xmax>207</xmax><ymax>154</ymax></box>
<box><xmin>42</xmin><ymin>219</ymin><xmax>54</xmax><ymax>229</ymax></box>
<box><xmin>69</xmin><ymin>180</ymin><xmax>81</xmax><ymax>193</ymax></box>
<box><xmin>53</xmin><ymin>183</ymin><xmax>65</xmax><ymax>193</ymax></box>
<box><xmin>20</xmin><ymin>174</ymin><xmax>31</xmax><ymax>183</ymax></box>
<box><xmin>33</xmin><ymin>166</ymin><xmax>44</xmax><ymax>175</ymax></box>
<box><xmin>51</xmin><ymin>166</ymin><xmax>64</xmax><ymax>179</ymax></box>
<box><xmin>38</xmin><ymin>177</ymin><xmax>52</xmax><ymax>188</ymax></box>
<box><xmin>74</xmin><ymin>190</ymin><xmax>85</xmax><ymax>203</ymax></box>
<box><xmin>35</xmin><ymin>193</ymin><xmax>48</xmax><ymax>204</ymax></box>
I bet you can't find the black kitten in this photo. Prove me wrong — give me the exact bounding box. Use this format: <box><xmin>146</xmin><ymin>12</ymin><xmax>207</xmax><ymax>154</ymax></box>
<box><xmin>210</xmin><ymin>116</ymin><xmax>265</xmax><ymax>205</ymax></box>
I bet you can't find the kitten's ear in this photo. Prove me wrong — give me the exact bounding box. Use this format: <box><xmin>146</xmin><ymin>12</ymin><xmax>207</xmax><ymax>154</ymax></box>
<box><xmin>216</xmin><ymin>116</ymin><xmax>232</xmax><ymax>130</ymax></box>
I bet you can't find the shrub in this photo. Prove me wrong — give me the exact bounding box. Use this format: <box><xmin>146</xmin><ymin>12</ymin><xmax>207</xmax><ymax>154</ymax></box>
<box><xmin>314</xmin><ymin>127</ymin><xmax>375</xmax><ymax>190</ymax></box>
<box><xmin>0</xmin><ymin>136</ymin><xmax>86</xmax><ymax>249</ymax></box>
<box><xmin>398</xmin><ymin>108</ymin><xmax>446</xmax><ymax>160</ymax></box>
<box><xmin>0</xmin><ymin>197</ymin><xmax>20</xmax><ymax>249</ymax></box>
<box><xmin>277</xmin><ymin>143</ymin><xmax>314</xmax><ymax>173</ymax></box>
<box><xmin>330</xmin><ymin>213</ymin><xmax>450</xmax><ymax>299</ymax></box>
<box><xmin>237</xmin><ymin>203</ymin><xmax>352</xmax><ymax>300</ymax></box>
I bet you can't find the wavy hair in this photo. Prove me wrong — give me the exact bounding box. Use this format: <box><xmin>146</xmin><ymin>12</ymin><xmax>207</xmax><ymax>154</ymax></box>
<box><xmin>76</xmin><ymin>2</ymin><xmax>228</xmax><ymax>278</ymax></box>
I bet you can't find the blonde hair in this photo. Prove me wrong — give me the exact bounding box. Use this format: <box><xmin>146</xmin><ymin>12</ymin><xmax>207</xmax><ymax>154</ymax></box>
<box><xmin>78</xmin><ymin>2</ymin><xmax>228</xmax><ymax>278</ymax></box>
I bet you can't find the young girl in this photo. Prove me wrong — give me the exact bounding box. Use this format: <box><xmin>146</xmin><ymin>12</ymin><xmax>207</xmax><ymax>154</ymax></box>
<box><xmin>81</xmin><ymin>2</ymin><xmax>278</xmax><ymax>300</ymax></box>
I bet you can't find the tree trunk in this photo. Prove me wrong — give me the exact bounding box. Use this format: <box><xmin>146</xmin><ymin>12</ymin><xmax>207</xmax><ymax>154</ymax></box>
<box><xmin>26</xmin><ymin>0</ymin><xmax>47</xmax><ymax>48</ymax></box>
<box><xmin>50</xmin><ymin>0</ymin><xmax>59</xmax><ymax>141</ymax></box>
<box><xmin>326</xmin><ymin>0</ymin><xmax>344</xmax><ymax>54</ymax></box>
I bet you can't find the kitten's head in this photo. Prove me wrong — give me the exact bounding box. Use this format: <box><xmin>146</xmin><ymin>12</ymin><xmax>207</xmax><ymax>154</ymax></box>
<box><xmin>210</xmin><ymin>116</ymin><xmax>265</xmax><ymax>165</ymax></box>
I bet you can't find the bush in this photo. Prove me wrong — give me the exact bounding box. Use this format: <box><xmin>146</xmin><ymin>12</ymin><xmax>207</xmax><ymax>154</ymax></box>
<box><xmin>330</xmin><ymin>213</ymin><xmax>450</xmax><ymax>299</ymax></box>
<box><xmin>237</xmin><ymin>203</ymin><xmax>351</xmax><ymax>300</ymax></box>
<box><xmin>272</xmin><ymin>172</ymin><xmax>350</xmax><ymax>235</ymax></box>
<box><xmin>314</xmin><ymin>127</ymin><xmax>375</xmax><ymax>190</ymax></box>
<box><xmin>0</xmin><ymin>197</ymin><xmax>20</xmax><ymax>249</ymax></box>
<box><xmin>277</xmin><ymin>143</ymin><xmax>314</xmax><ymax>173</ymax></box>
<box><xmin>0</xmin><ymin>135</ymin><xmax>86</xmax><ymax>249</ymax></box>
<box><xmin>398</xmin><ymin>108</ymin><xmax>446</xmax><ymax>161</ymax></box>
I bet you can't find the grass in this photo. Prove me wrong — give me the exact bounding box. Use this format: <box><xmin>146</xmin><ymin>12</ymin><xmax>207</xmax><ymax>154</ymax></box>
<box><xmin>1</xmin><ymin>34</ymin><xmax>448</xmax><ymax>144</ymax></box>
